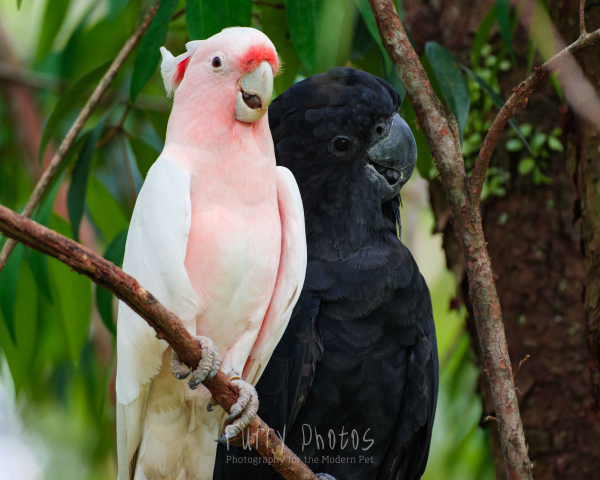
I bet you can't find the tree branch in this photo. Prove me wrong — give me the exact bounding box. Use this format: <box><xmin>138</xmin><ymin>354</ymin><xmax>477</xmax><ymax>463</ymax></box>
<box><xmin>470</xmin><ymin>24</ymin><xmax>600</xmax><ymax>203</ymax></box>
<box><xmin>0</xmin><ymin>1</ymin><xmax>161</xmax><ymax>275</ymax></box>
<box><xmin>580</xmin><ymin>0</ymin><xmax>586</xmax><ymax>36</ymax></box>
<box><xmin>367</xmin><ymin>1</ymin><xmax>533</xmax><ymax>479</ymax></box>
<box><xmin>0</xmin><ymin>202</ymin><xmax>317</xmax><ymax>480</ymax></box>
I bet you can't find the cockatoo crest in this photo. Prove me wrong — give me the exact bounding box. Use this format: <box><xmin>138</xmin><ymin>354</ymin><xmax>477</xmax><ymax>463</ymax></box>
<box><xmin>160</xmin><ymin>40</ymin><xmax>202</xmax><ymax>98</ymax></box>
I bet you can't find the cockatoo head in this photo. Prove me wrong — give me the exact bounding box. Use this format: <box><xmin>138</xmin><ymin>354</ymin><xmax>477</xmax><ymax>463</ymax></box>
<box><xmin>160</xmin><ymin>27</ymin><xmax>278</xmax><ymax>124</ymax></box>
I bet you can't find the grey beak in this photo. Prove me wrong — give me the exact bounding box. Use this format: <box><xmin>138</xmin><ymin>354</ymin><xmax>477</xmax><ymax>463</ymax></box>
<box><xmin>367</xmin><ymin>113</ymin><xmax>417</xmax><ymax>188</ymax></box>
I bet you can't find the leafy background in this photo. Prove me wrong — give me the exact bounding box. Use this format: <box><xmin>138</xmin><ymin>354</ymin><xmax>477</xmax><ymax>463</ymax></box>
<box><xmin>0</xmin><ymin>0</ymin><xmax>566</xmax><ymax>478</ymax></box>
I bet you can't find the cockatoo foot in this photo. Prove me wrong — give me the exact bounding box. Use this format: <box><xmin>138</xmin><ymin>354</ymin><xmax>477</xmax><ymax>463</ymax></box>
<box><xmin>170</xmin><ymin>336</ymin><xmax>221</xmax><ymax>389</ymax></box>
<box><xmin>216</xmin><ymin>377</ymin><xmax>259</xmax><ymax>443</ymax></box>
<box><xmin>316</xmin><ymin>475</ymin><xmax>337</xmax><ymax>480</ymax></box>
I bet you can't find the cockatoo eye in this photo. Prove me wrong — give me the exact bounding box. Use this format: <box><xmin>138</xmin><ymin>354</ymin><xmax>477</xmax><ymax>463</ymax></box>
<box><xmin>212</xmin><ymin>56</ymin><xmax>222</xmax><ymax>68</ymax></box>
<box><xmin>334</xmin><ymin>137</ymin><xmax>350</xmax><ymax>151</ymax></box>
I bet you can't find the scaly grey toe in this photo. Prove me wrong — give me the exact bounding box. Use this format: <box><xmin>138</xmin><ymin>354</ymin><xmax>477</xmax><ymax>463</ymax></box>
<box><xmin>216</xmin><ymin>378</ymin><xmax>258</xmax><ymax>443</ymax></box>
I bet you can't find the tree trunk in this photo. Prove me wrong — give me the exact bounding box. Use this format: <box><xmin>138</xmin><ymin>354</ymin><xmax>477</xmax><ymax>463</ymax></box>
<box><xmin>405</xmin><ymin>0</ymin><xmax>600</xmax><ymax>477</ymax></box>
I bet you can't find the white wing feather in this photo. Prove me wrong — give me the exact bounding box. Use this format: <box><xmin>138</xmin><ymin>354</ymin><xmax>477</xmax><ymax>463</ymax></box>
<box><xmin>116</xmin><ymin>157</ymin><xmax>198</xmax><ymax>479</ymax></box>
<box><xmin>244</xmin><ymin>166</ymin><xmax>307</xmax><ymax>385</ymax></box>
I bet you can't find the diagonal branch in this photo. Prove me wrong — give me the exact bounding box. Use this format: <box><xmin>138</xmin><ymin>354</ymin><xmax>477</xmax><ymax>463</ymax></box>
<box><xmin>0</xmin><ymin>202</ymin><xmax>318</xmax><ymax>480</ymax></box>
<box><xmin>469</xmin><ymin>25</ymin><xmax>600</xmax><ymax>203</ymax></box>
<box><xmin>367</xmin><ymin>1</ymin><xmax>533</xmax><ymax>479</ymax></box>
<box><xmin>0</xmin><ymin>1</ymin><xmax>161</xmax><ymax>275</ymax></box>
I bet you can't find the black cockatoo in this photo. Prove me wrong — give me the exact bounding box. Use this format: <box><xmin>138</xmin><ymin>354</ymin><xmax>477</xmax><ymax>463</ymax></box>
<box><xmin>214</xmin><ymin>67</ymin><xmax>438</xmax><ymax>480</ymax></box>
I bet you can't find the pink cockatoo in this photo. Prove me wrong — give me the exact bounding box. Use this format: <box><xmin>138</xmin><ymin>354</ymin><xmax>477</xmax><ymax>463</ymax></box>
<box><xmin>116</xmin><ymin>27</ymin><xmax>306</xmax><ymax>480</ymax></box>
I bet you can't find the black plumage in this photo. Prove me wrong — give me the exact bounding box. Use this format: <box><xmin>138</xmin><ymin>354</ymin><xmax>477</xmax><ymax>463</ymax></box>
<box><xmin>214</xmin><ymin>67</ymin><xmax>438</xmax><ymax>480</ymax></box>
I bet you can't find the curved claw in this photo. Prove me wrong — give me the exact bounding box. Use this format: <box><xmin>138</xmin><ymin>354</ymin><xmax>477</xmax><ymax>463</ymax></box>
<box><xmin>216</xmin><ymin>378</ymin><xmax>259</xmax><ymax>443</ymax></box>
<box><xmin>171</xmin><ymin>335</ymin><xmax>221</xmax><ymax>389</ymax></box>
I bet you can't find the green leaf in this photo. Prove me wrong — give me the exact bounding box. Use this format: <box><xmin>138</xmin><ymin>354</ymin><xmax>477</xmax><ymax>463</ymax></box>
<box><xmin>547</xmin><ymin>136</ymin><xmax>564</xmax><ymax>152</ymax></box>
<box><xmin>0</xmin><ymin>261</ymin><xmax>38</xmax><ymax>392</ymax></box>
<box><xmin>0</xmin><ymin>243</ymin><xmax>25</xmax><ymax>342</ymax></box>
<box><xmin>426</xmin><ymin>42</ymin><xmax>470</xmax><ymax>142</ymax></box>
<box><xmin>96</xmin><ymin>229</ymin><xmax>128</xmax><ymax>335</ymax></box>
<box><xmin>496</xmin><ymin>0</ymin><xmax>515</xmax><ymax>64</ymax></box>
<box><xmin>27</xmin><ymin>173</ymin><xmax>65</xmax><ymax>302</ymax></box>
<box><xmin>506</xmin><ymin>139</ymin><xmax>523</xmax><ymax>152</ymax></box>
<box><xmin>130</xmin><ymin>0</ymin><xmax>180</xmax><ymax>102</ymax></box>
<box><xmin>261</xmin><ymin>0</ymin><xmax>302</xmax><ymax>95</ymax></box>
<box><xmin>36</xmin><ymin>0</ymin><xmax>71</xmax><ymax>62</ymax></box>
<box><xmin>530</xmin><ymin>132</ymin><xmax>547</xmax><ymax>152</ymax></box>
<box><xmin>287</xmin><ymin>0</ymin><xmax>346</xmax><ymax>74</ymax></box>
<box><xmin>67</xmin><ymin>109</ymin><xmax>113</xmax><ymax>242</ymax></box>
<box><xmin>38</xmin><ymin>62</ymin><xmax>110</xmax><ymax>164</ymax></box>
<box><xmin>16</xmin><ymin>0</ymin><xmax>22</xmax><ymax>8</ymax></box>
<box><xmin>518</xmin><ymin>157</ymin><xmax>535</xmax><ymax>175</ymax></box>
<box><xmin>87</xmin><ymin>175</ymin><xmax>129</xmax><ymax>240</ymax></box>
<box><xmin>471</xmin><ymin>5</ymin><xmax>497</xmax><ymax>67</ymax></box>
<box><xmin>354</xmin><ymin>0</ymin><xmax>393</xmax><ymax>74</ymax></box>
<box><xmin>461</xmin><ymin>65</ymin><xmax>532</xmax><ymax>154</ymax></box>
<box><xmin>186</xmin><ymin>0</ymin><xmax>252</xmax><ymax>40</ymax></box>
<box><xmin>48</xmin><ymin>214</ymin><xmax>92</xmax><ymax>365</ymax></box>
<box><xmin>128</xmin><ymin>132</ymin><xmax>160</xmax><ymax>178</ymax></box>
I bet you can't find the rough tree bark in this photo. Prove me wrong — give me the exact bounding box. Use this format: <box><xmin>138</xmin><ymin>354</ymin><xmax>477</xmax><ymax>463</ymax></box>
<box><xmin>405</xmin><ymin>0</ymin><xmax>600</xmax><ymax>478</ymax></box>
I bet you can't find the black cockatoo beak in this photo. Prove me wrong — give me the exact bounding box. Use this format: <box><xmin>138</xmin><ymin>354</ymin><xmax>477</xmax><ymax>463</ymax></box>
<box><xmin>366</xmin><ymin>113</ymin><xmax>417</xmax><ymax>203</ymax></box>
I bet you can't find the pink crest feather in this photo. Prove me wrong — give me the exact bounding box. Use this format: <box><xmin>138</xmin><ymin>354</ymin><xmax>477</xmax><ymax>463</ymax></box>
<box><xmin>240</xmin><ymin>44</ymin><xmax>279</xmax><ymax>75</ymax></box>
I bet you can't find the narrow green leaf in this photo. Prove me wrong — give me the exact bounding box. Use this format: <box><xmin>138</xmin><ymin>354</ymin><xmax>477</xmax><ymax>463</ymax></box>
<box><xmin>261</xmin><ymin>0</ymin><xmax>302</xmax><ymax>95</ymax></box>
<box><xmin>96</xmin><ymin>229</ymin><xmax>128</xmax><ymax>335</ymax></box>
<box><xmin>496</xmin><ymin>0</ymin><xmax>516</xmax><ymax>64</ymax></box>
<box><xmin>28</xmin><ymin>174</ymin><xmax>65</xmax><ymax>301</ymax></box>
<box><xmin>0</xmin><ymin>243</ymin><xmax>25</xmax><ymax>342</ymax></box>
<box><xmin>426</xmin><ymin>42</ymin><xmax>470</xmax><ymax>142</ymax></box>
<box><xmin>36</xmin><ymin>0</ymin><xmax>71</xmax><ymax>62</ymax></box>
<box><xmin>461</xmin><ymin>65</ymin><xmax>532</xmax><ymax>154</ymax></box>
<box><xmin>130</xmin><ymin>0</ymin><xmax>180</xmax><ymax>102</ymax></box>
<box><xmin>38</xmin><ymin>62</ymin><xmax>110</xmax><ymax>164</ymax></box>
<box><xmin>128</xmin><ymin>132</ymin><xmax>160</xmax><ymax>178</ymax></box>
<box><xmin>354</xmin><ymin>0</ymin><xmax>393</xmax><ymax>74</ymax></box>
<box><xmin>87</xmin><ymin>175</ymin><xmax>129</xmax><ymax>240</ymax></box>
<box><xmin>16</xmin><ymin>0</ymin><xmax>22</xmax><ymax>8</ymax></box>
<box><xmin>471</xmin><ymin>5</ymin><xmax>497</xmax><ymax>67</ymax></box>
<box><xmin>48</xmin><ymin>214</ymin><xmax>92</xmax><ymax>365</ymax></box>
<box><xmin>287</xmin><ymin>0</ymin><xmax>345</xmax><ymax>74</ymax></box>
<box><xmin>67</xmin><ymin>109</ymin><xmax>113</xmax><ymax>242</ymax></box>
<box><xmin>0</xmin><ymin>261</ymin><xmax>38</xmax><ymax>392</ymax></box>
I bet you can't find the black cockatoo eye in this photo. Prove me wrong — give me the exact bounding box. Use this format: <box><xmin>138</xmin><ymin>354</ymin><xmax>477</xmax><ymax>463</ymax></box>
<box><xmin>334</xmin><ymin>137</ymin><xmax>350</xmax><ymax>151</ymax></box>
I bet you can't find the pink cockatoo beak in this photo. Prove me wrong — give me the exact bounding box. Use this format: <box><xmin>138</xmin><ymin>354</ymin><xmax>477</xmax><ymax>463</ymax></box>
<box><xmin>234</xmin><ymin>61</ymin><xmax>273</xmax><ymax>123</ymax></box>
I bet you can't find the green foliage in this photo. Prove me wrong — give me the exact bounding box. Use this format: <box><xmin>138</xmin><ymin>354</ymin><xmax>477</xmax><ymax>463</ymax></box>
<box><xmin>96</xmin><ymin>229</ymin><xmax>128</xmax><ymax>335</ymax></box>
<box><xmin>67</xmin><ymin>109</ymin><xmax>113</xmax><ymax>242</ymax></box>
<box><xmin>287</xmin><ymin>0</ymin><xmax>349</xmax><ymax>74</ymax></box>
<box><xmin>426</xmin><ymin>42</ymin><xmax>470</xmax><ymax>141</ymax></box>
<box><xmin>496</xmin><ymin>0</ymin><xmax>515</xmax><ymax>64</ymax></box>
<box><xmin>186</xmin><ymin>0</ymin><xmax>252</xmax><ymax>40</ymax></box>
<box><xmin>39</xmin><ymin>62</ymin><xmax>110</xmax><ymax>164</ymax></box>
<box><xmin>48</xmin><ymin>215</ymin><xmax>92</xmax><ymax>365</ymax></box>
<box><xmin>36</xmin><ymin>0</ymin><xmax>71</xmax><ymax>62</ymax></box>
<box><xmin>130</xmin><ymin>0</ymin><xmax>180</xmax><ymax>102</ymax></box>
